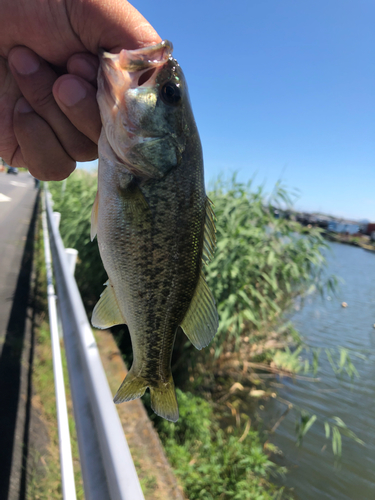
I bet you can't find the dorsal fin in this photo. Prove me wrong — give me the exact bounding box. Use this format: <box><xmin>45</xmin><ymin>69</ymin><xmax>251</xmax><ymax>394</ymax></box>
<box><xmin>90</xmin><ymin>190</ymin><xmax>99</xmax><ymax>241</ymax></box>
<box><xmin>180</xmin><ymin>273</ymin><xmax>218</xmax><ymax>350</ymax></box>
<box><xmin>91</xmin><ymin>280</ymin><xmax>126</xmax><ymax>329</ymax></box>
<box><xmin>202</xmin><ymin>197</ymin><xmax>216</xmax><ymax>264</ymax></box>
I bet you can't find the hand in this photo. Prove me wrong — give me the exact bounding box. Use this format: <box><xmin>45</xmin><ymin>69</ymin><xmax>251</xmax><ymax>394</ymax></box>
<box><xmin>0</xmin><ymin>0</ymin><xmax>160</xmax><ymax>180</ymax></box>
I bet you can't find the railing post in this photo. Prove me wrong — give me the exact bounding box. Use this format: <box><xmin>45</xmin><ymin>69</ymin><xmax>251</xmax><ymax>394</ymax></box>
<box><xmin>65</xmin><ymin>248</ymin><xmax>78</xmax><ymax>276</ymax></box>
<box><xmin>53</xmin><ymin>211</ymin><xmax>61</xmax><ymax>229</ymax></box>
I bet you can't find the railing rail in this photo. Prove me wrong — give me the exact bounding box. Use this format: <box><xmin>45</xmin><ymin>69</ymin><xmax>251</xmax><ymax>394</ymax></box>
<box><xmin>42</xmin><ymin>195</ymin><xmax>77</xmax><ymax>500</ymax></box>
<box><xmin>44</xmin><ymin>187</ymin><xmax>145</xmax><ymax>500</ymax></box>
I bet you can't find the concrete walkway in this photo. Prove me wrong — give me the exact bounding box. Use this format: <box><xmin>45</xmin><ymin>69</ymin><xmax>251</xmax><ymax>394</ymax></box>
<box><xmin>0</xmin><ymin>172</ymin><xmax>38</xmax><ymax>500</ymax></box>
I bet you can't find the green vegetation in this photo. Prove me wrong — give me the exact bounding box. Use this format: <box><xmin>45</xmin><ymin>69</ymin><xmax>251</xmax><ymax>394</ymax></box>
<box><xmin>148</xmin><ymin>389</ymin><xmax>286</xmax><ymax>500</ymax></box>
<box><xmin>29</xmin><ymin>323</ymin><xmax>84</xmax><ymax>500</ymax></box>
<box><xmin>208</xmin><ymin>180</ymin><xmax>325</xmax><ymax>334</ymax></box>
<box><xmin>325</xmin><ymin>231</ymin><xmax>375</xmax><ymax>252</ymax></box>
<box><xmin>48</xmin><ymin>170</ymin><xmax>345</xmax><ymax>498</ymax></box>
<box><xmin>198</xmin><ymin>177</ymin><xmax>335</xmax><ymax>360</ymax></box>
<box><xmin>48</xmin><ymin>172</ymin><xmax>106</xmax><ymax>308</ymax></box>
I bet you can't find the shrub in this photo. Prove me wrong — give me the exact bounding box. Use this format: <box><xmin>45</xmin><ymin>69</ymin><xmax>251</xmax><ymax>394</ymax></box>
<box><xmin>150</xmin><ymin>389</ymin><xmax>285</xmax><ymax>500</ymax></box>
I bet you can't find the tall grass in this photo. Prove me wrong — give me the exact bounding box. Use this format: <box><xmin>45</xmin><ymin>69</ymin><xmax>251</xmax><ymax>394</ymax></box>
<box><xmin>204</xmin><ymin>176</ymin><xmax>333</xmax><ymax>358</ymax></box>
<box><xmin>48</xmin><ymin>171</ymin><xmax>106</xmax><ymax>308</ymax></box>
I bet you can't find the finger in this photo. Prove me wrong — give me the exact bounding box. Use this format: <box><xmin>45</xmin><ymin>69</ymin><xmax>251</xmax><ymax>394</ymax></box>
<box><xmin>0</xmin><ymin>56</ymin><xmax>22</xmax><ymax>166</ymax></box>
<box><xmin>67</xmin><ymin>53</ymin><xmax>99</xmax><ymax>86</ymax></box>
<box><xmin>53</xmin><ymin>74</ymin><xmax>101</xmax><ymax>144</ymax></box>
<box><xmin>8</xmin><ymin>46</ymin><xmax>97</xmax><ymax>161</ymax></box>
<box><xmin>13</xmin><ymin>97</ymin><xmax>76</xmax><ymax>181</ymax></box>
<box><xmin>67</xmin><ymin>0</ymin><xmax>161</xmax><ymax>53</ymax></box>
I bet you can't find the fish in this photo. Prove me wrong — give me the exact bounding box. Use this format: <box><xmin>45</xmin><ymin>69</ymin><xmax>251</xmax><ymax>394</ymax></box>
<box><xmin>91</xmin><ymin>40</ymin><xmax>218</xmax><ymax>422</ymax></box>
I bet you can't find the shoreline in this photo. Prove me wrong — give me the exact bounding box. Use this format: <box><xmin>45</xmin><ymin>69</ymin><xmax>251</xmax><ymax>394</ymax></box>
<box><xmin>322</xmin><ymin>231</ymin><xmax>375</xmax><ymax>252</ymax></box>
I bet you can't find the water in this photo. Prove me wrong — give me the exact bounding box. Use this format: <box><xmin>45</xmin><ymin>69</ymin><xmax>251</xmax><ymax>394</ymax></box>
<box><xmin>267</xmin><ymin>242</ymin><xmax>375</xmax><ymax>499</ymax></box>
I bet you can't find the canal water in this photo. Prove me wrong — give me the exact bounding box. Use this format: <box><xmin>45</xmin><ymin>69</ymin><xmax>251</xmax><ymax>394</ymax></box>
<box><xmin>267</xmin><ymin>241</ymin><xmax>375</xmax><ymax>499</ymax></box>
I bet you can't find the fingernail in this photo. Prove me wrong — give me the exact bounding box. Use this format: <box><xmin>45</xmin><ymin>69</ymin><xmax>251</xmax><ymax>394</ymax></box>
<box><xmin>17</xmin><ymin>98</ymin><xmax>33</xmax><ymax>113</ymax></box>
<box><xmin>11</xmin><ymin>49</ymin><xmax>40</xmax><ymax>75</ymax></box>
<box><xmin>57</xmin><ymin>78</ymin><xmax>87</xmax><ymax>107</ymax></box>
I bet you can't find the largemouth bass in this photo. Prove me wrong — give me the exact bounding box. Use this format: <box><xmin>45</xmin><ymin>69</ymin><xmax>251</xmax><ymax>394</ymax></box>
<box><xmin>91</xmin><ymin>40</ymin><xmax>218</xmax><ymax>421</ymax></box>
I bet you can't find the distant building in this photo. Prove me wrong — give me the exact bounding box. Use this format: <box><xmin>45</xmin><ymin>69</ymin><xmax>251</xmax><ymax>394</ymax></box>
<box><xmin>328</xmin><ymin>221</ymin><xmax>360</xmax><ymax>234</ymax></box>
<box><xmin>362</xmin><ymin>223</ymin><xmax>375</xmax><ymax>240</ymax></box>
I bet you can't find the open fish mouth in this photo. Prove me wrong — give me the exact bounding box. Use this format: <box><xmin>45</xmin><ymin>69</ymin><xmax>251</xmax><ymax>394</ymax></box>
<box><xmin>99</xmin><ymin>40</ymin><xmax>173</xmax><ymax>97</ymax></box>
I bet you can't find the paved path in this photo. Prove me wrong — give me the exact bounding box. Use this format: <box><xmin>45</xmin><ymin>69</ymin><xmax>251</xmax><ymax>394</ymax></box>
<box><xmin>0</xmin><ymin>172</ymin><xmax>38</xmax><ymax>500</ymax></box>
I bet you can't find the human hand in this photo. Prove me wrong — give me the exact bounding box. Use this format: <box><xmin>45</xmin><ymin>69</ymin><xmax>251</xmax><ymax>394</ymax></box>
<box><xmin>0</xmin><ymin>0</ymin><xmax>160</xmax><ymax>180</ymax></box>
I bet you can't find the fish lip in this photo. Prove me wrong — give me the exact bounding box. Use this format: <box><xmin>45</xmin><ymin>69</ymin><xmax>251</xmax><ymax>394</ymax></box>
<box><xmin>99</xmin><ymin>40</ymin><xmax>173</xmax><ymax>69</ymax></box>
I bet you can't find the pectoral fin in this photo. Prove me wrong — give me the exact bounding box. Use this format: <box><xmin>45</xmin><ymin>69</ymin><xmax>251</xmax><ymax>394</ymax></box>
<box><xmin>90</xmin><ymin>190</ymin><xmax>99</xmax><ymax>241</ymax></box>
<box><xmin>180</xmin><ymin>273</ymin><xmax>219</xmax><ymax>350</ymax></box>
<box><xmin>91</xmin><ymin>280</ymin><xmax>126</xmax><ymax>329</ymax></box>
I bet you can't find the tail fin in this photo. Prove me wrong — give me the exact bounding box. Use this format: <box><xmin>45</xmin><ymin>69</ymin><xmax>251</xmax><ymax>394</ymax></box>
<box><xmin>113</xmin><ymin>368</ymin><xmax>147</xmax><ymax>403</ymax></box>
<box><xmin>113</xmin><ymin>369</ymin><xmax>179</xmax><ymax>422</ymax></box>
<box><xmin>150</xmin><ymin>376</ymin><xmax>179</xmax><ymax>422</ymax></box>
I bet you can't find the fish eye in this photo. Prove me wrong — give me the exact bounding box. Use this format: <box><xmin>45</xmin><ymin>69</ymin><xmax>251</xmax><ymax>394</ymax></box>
<box><xmin>160</xmin><ymin>82</ymin><xmax>181</xmax><ymax>106</ymax></box>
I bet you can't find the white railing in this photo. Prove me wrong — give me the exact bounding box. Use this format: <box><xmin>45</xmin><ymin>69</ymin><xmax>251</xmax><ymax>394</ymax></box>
<box><xmin>43</xmin><ymin>187</ymin><xmax>145</xmax><ymax>500</ymax></box>
<box><xmin>42</xmin><ymin>196</ymin><xmax>77</xmax><ymax>500</ymax></box>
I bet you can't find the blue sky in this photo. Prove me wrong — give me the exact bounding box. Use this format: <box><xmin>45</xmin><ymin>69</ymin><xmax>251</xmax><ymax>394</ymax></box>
<box><xmin>79</xmin><ymin>0</ymin><xmax>374</xmax><ymax>220</ymax></box>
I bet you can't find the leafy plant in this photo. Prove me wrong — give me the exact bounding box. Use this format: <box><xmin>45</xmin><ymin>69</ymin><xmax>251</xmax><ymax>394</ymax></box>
<box><xmin>325</xmin><ymin>417</ymin><xmax>365</xmax><ymax>455</ymax></box>
<box><xmin>325</xmin><ymin>347</ymin><xmax>360</xmax><ymax>379</ymax></box>
<box><xmin>288</xmin><ymin>407</ymin><xmax>364</xmax><ymax>457</ymax></box>
<box><xmin>295</xmin><ymin>411</ymin><xmax>317</xmax><ymax>447</ymax></box>
<box><xmin>149</xmin><ymin>389</ymin><xmax>289</xmax><ymax>500</ymax></box>
<box><xmin>203</xmin><ymin>175</ymin><xmax>335</xmax><ymax>359</ymax></box>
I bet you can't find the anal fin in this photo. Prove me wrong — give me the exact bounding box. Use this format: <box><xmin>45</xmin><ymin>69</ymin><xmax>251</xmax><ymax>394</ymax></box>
<box><xmin>180</xmin><ymin>273</ymin><xmax>219</xmax><ymax>350</ymax></box>
<box><xmin>91</xmin><ymin>280</ymin><xmax>126</xmax><ymax>329</ymax></box>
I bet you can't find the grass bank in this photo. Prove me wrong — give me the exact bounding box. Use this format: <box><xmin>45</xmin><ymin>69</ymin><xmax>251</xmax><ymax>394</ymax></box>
<box><xmin>324</xmin><ymin>231</ymin><xmax>375</xmax><ymax>252</ymax></box>
<box><xmin>48</xmin><ymin>171</ymin><xmax>332</xmax><ymax>499</ymax></box>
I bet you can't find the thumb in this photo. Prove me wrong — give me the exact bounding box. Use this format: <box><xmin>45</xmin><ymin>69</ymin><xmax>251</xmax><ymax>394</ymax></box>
<box><xmin>67</xmin><ymin>0</ymin><xmax>161</xmax><ymax>53</ymax></box>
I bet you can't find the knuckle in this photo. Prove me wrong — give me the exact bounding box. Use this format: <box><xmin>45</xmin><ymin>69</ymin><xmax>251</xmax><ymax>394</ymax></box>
<box><xmin>29</xmin><ymin>162</ymin><xmax>76</xmax><ymax>182</ymax></box>
<box><xmin>66</xmin><ymin>139</ymin><xmax>98</xmax><ymax>163</ymax></box>
<box><xmin>27</xmin><ymin>85</ymin><xmax>55</xmax><ymax>111</ymax></box>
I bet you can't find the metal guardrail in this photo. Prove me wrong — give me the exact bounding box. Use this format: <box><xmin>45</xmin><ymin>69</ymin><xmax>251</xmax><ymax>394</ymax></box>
<box><xmin>42</xmin><ymin>196</ymin><xmax>77</xmax><ymax>500</ymax></box>
<box><xmin>44</xmin><ymin>188</ymin><xmax>145</xmax><ymax>500</ymax></box>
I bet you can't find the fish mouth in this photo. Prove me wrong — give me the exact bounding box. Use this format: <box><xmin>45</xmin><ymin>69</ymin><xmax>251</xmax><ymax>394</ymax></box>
<box><xmin>98</xmin><ymin>40</ymin><xmax>173</xmax><ymax>99</ymax></box>
<box><xmin>96</xmin><ymin>40</ymin><xmax>175</xmax><ymax>170</ymax></box>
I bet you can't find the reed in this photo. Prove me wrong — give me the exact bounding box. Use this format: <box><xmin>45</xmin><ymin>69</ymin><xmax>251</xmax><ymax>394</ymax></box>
<box><xmin>204</xmin><ymin>175</ymin><xmax>333</xmax><ymax>359</ymax></box>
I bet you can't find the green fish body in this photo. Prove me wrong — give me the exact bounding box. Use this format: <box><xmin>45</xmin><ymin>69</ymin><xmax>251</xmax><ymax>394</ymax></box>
<box><xmin>91</xmin><ymin>41</ymin><xmax>218</xmax><ymax>421</ymax></box>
